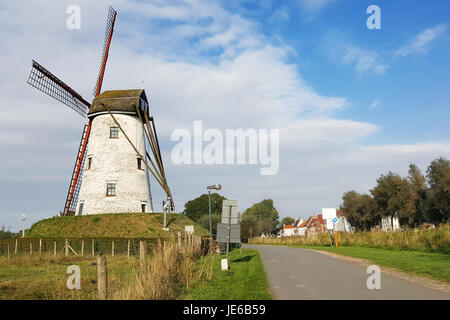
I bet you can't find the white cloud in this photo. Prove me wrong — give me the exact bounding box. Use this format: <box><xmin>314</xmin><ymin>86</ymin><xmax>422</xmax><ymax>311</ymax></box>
<box><xmin>370</xmin><ymin>100</ymin><xmax>380</xmax><ymax>109</ymax></box>
<box><xmin>298</xmin><ymin>0</ymin><xmax>337</xmax><ymax>13</ymax></box>
<box><xmin>341</xmin><ymin>46</ymin><xmax>388</xmax><ymax>75</ymax></box>
<box><xmin>269</xmin><ymin>6</ymin><xmax>290</xmax><ymax>25</ymax></box>
<box><xmin>395</xmin><ymin>24</ymin><xmax>446</xmax><ymax>57</ymax></box>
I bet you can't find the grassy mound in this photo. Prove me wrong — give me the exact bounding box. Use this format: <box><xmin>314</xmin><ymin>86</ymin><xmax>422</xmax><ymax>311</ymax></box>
<box><xmin>26</xmin><ymin>212</ymin><xmax>208</xmax><ymax>238</ymax></box>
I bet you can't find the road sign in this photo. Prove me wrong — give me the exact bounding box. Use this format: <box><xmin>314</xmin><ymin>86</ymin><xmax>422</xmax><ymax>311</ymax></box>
<box><xmin>322</xmin><ymin>208</ymin><xmax>337</xmax><ymax>220</ymax></box>
<box><xmin>216</xmin><ymin>223</ymin><xmax>241</xmax><ymax>244</ymax></box>
<box><xmin>221</xmin><ymin>200</ymin><xmax>239</xmax><ymax>224</ymax></box>
<box><xmin>332</xmin><ymin>217</ymin><xmax>339</xmax><ymax>224</ymax></box>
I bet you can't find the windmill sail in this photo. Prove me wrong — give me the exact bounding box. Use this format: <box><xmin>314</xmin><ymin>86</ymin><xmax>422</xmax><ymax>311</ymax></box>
<box><xmin>27</xmin><ymin>60</ymin><xmax>90</xmax><ymax>117</ymax></box>
<box><xmin>93</xmin><ymin>6</ymin><xmax>117</xmax><ymax>97</ymax></box>
<box><xmin>63</xmin><ymin>124</ymin><xmax>90</xmax><ymax>215</ymax></box>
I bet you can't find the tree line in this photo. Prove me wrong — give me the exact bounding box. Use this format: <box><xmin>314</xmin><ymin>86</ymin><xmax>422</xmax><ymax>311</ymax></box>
<box><xmin>183</xmin><ymin>195</ymin><xmax>280</xmax><ymax>238</ymax></box>
<box><xmin>340</xmin><ymin>157</ymin><xmax>450</xmax><ymax>231</ymax></box>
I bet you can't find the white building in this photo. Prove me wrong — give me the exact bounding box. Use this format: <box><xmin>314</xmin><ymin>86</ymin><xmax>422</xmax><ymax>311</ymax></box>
<box><xmin>381</xmin><ymin>216</ymin><xmax>401</xmax><ymax>232</ymax></box>
<box><xmin>75</xmin><ymin>89</ymin><xmax>153</xmax><ymax>215</ymax></box>
<box><xmin>334</xmin><ymin>215</ymin><xmax>353</xmax><ymax>232</ymax></box>
<box><xmin>280</xmin><ymin>224</ymin><xmax>295</xmax><ymax>237</ymax></box>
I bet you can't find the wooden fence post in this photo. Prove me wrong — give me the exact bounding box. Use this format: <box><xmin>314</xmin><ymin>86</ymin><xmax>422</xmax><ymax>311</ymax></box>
<box><xmin>97</xmin><ymin>256</ymin><xmax>108</xmax><ymax>300</ymax></box>
<box><xmin>30</xmin><ymin>242</ymin><xmax>32</xmax><ymax>255</ymax></box>
<box><xmin>127</xmin><ymin>239</ymin><xmax>130</xmax><ymax>258</ymax></box>
<box><xmin>65</xmin><ymin>239</ymin><xmax>69</xmax><ymax>257</ymax></box>
<box><xmin>92</xmin><ymin>239</ymin><xmax>95</xmax><ymax>257</ymax></box>
<box><xmin>54</xmin><ymin>241</ymin><xmax>56</xmax><ymax>257</ymax></box>
<box><xmin>111</xmin><ymin>241</ymin><xmax>115</xmax><ymax>257</ymax></box>
<box><xmin>81</xmin><ymin>241</ymin><xmax>85</xmax><ymax>257</ymax></box>
<box><xmin>177</xmin><ymin>232</ymin><xmax>181</xmax><ymax>248</ymax></box>
<box><xmin>39</xmin><ymin>239</ymin><xmax>42</xmax><ymax>256</ymax></box>
<box><xmin>7</xmin><ymin>243</ymin><xmax>10</xmax><ymax>259</ymax></box>
<box><xmin>139</xmin><ymin>240</ymin><xmax>146</xmax><ymax>260</ymax></box>
<box><xmin>157</xmin><ymin>238</ymin><xmax>161</xmax><ymax>253</ymax></box>
<box><xmin>15</xmin><ymin>239</ymin><xmax>18</xmax><ymax>255</ymax></box>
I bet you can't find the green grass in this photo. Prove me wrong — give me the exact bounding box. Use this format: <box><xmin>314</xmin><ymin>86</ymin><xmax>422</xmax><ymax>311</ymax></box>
<box><xmin>26</xmin><ymin>212</ymin><xmax>209</xmax><ymax>238</ymax></box>
<box><xmin>0</xmin><ymin>255</ymin><xmax>138</xmax><ymax>299</ymax></box>
<box><xmin>261</xmin><ymin>243</ymin><xmax>450</xmax><ymax>284</ymax></box>
<box><xmin>184</xmin><ymin>248</ymin><xmax>272</xmax><ymax>300</ymax></box>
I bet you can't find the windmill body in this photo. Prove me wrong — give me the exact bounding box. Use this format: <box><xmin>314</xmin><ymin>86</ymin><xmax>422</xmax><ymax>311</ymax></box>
<box><xmin>75</xmin><ymin>89</ymin><xmax>153</xmax><ymax>215</ymax></box>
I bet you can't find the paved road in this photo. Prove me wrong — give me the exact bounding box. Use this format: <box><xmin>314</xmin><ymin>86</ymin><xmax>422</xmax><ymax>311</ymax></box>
<box><xmin>245</xmin><ymin>245</ymin><xmax>450</xmax><ymax>300</ymax></box>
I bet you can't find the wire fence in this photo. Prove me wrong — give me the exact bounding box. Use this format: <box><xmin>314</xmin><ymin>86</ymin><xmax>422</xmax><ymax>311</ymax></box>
<box><xmin>0</xmin><ymin>234</ymin><xmax>205</xmax><ymax>258</ymax></box>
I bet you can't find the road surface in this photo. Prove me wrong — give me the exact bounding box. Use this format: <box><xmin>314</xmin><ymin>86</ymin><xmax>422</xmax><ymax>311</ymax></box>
<box><xmin>245</xmin><ymin>244</ymin><xmax>450</xmax><ymax>300</ymax></box>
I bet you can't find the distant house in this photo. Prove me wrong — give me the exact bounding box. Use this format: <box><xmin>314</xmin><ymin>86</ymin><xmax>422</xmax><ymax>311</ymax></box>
<box><xmin>335</xmin><ymin>211</ymin><xmax>353</xmax><ymax>232</ymax></box>
<box><xmin>305</xmin><ymin>214</ymin><xmax>326</xmax><ymax>236</ymax></box>
<box><xmin>381</xmin><ymin>216</ymin><xmax>401</xmax><ymax>232</ymax></box>
<box><xmin>280</xmin><ymin>224</ymin><xmax>295</xmax><ymax>237</ymax></box>
<box><xmin>294</xmin><ymin>218</ymin><xmax>308</xmax><ymax>236</ymax></box>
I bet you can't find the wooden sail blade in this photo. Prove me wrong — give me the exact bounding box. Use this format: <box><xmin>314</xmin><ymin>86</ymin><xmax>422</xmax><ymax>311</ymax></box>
<box><xmin>63</xmin><ymin>123</ymin><xmax>92</xmax><ymax>215</ymax></box>
<box><xmin>27</xmin><ymin>60</ymin><xmax>90</xmax><ymax>118</ymax></box>
<box><xmin>93</xmin><ymin>6</ymin><xmax>117</xmax><ymax>97</ymax></box>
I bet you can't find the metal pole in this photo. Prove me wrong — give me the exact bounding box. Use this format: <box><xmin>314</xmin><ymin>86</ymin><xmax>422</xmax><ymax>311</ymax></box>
<box><xmin>208</xmin><ymin>190</ymin><xmax>212</xmax><ymax>239</ymax></box>
<box><xmin>226</xmin><ymin>205</ymin><xmax>232</xmax><ymax>262</ymax></box>
<box><xmin>164</xmin><ymin>206</ymin><xmax>167</xmax><ymax>229</ymax></box>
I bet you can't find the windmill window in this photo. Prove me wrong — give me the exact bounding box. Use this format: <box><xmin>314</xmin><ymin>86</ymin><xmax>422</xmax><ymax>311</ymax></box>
<box><xmin>78</xmin><ymin>202</ymin><xmax>84</xmax><ymax>216</ymax></box>
<box><xmin>87</xmin><ymin>157</ymin><xmax>92</xmax><ymax>170</ymax></box>
<box><xmin>106</xmin><ymin>183</ymin><xmax>116</xmax><ymax>196</ymax></box>
<box><xmin>137</xmin><ymin>157</ymin><xmax>143</xmax><ymax>170</ymax></box>
<box><xmin>110</xmin><ymin>126</ymin><xmax>119</xmax><ymax>138</ymax></box>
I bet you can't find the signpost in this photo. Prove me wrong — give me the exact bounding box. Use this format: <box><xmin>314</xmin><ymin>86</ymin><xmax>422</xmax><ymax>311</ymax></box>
<box><xmin>217</xmin><ymin>200</ymin><xmax>239</xmax><ymax>270</ymax></box>
<box><xmin>332</xmin><ymin>217</ymin><xmax>339</xmax><ymax>248</ymax></box>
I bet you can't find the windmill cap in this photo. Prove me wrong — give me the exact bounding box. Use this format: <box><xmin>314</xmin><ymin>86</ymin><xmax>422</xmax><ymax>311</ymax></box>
<box><xmin>88</xmin><ymin>89</ymin><xmax>149</xmax><ymax>119</ymax></box>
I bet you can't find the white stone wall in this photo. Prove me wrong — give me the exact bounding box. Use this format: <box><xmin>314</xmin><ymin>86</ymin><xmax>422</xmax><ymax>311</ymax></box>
<box><xmin>76</xmin><ymin>113</ymin><xmax>152</xmax><ymax>215</ymax></box>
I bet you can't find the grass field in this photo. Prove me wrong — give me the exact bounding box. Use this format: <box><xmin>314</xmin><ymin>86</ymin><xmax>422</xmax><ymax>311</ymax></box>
<box><xmin>0</xmin><ymin>255</ymin><xmax>137</xmax><ymax>299</ymax></box>
<box><xmin>26</xmin><ymin>212</ymin><xmax>209</xmax><ymax>238</ymax></box>
<box><xmin>183</xmin><ymin>248</ymin><xmax>272</xmax><ymax>300</ymax></box>
<box><xmin>0</xmin><ymin>240</ymin><xmax>204</xmax><ymax>300</ymax></box>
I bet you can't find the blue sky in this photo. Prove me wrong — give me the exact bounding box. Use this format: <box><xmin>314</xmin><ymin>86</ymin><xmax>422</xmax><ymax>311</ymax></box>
<box><xmin>0</xmin><ymin>0</ymin><xmax>449</xmax><ymax>231</ymax></box>
<box><xmin>225</xmin><ymin>0</ymin><xmax>450</xmax><ymax>144</ymax></box>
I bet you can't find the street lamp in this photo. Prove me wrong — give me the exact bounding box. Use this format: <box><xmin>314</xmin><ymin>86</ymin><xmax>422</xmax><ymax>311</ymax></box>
<box><xmin>207</xmin><ymin>184</ymin><xmax>222</xmax><ymax>238</ymax></box>
<box><xmin>21</xmin><ymin>214</ymin><xmax>26</xmax><ymax>238</ymax></box>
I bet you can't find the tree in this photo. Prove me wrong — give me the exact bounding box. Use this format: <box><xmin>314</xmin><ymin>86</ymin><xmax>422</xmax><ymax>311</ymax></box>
<box><xmin>406</xmin><ymin>164</ymin><xmax>428</xmax><ymax>227</ymax></box>
<box><xmin>0</xmin><ymin>226</ymin><xmax>15</xmax><ymax>239</ymax></box>
<box><xmin>242</xmin><ymin>199</ymin><xmax>279</xmax><ymax>231</ymax></box>
<box><xmin>340</xmin><ymin>191</ymin><xmax>377</xmax><ymax>231</ymax></box>
<box><xmin>425</xmin><ymin>158</ymin><xmax>450</xmax><ymax>225</ymax></box>
<box><xmin>280</xmin><ymin>216</ymin><xmax>295</xmax><ymax>226</ymax></box>
<box><xmin>370</xmin><ymin>172</ymin><xmax>415</xmax><ymax>226</ymax></box>
<box><xmin>241</xmin><ymin>214</ymin><xmax>258</xmax><ymax>239</ymax></box>
<box><xmin>198</xmin><ymin>214</ymin><xmax>221</xmax><ymax>235</ymax></box>
<box><xmin>183</xmin><ymin>193</ymin><xmax>227</xmax><ymax>222</ymax></box>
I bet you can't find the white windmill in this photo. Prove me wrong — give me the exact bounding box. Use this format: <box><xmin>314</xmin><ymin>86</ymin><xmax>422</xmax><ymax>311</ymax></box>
<box><xmin>27</xmin><ymin>6</ymin><xmax>174</xmax><ymax>216</ymax></box>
